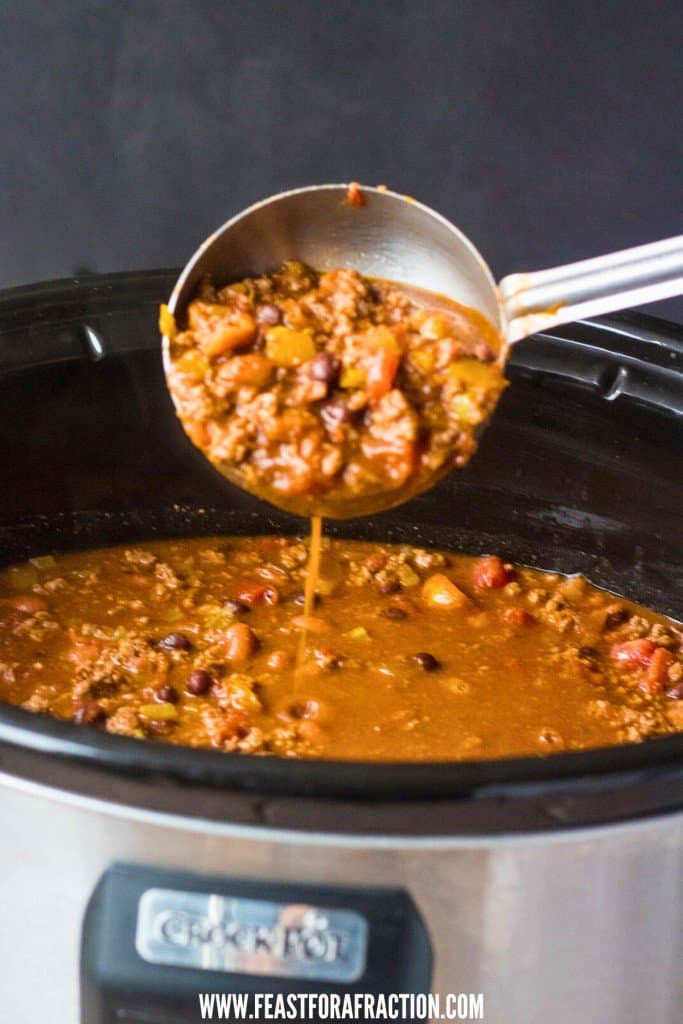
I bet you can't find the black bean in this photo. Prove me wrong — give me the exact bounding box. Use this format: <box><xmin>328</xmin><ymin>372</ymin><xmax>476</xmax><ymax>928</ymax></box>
<box><xmin>665</xmin><ymin>682</ymin><xmax>683</xmax><ymax>700</ymax></box>
<box><xmin>293</xmin><ymin>591</ymin><xmax>320</xmax><ymax>607</ymax></box>
<box><xmin>307</xmin><ymin>352</ymin><xmax>340</xmax><ymax>386</ymax></box>
<box><xmin>289</xmin><ymin>699</ymin><xmax>320</xmax><ymax>720</ymax></box>
<box><xmin>382</xmin><ymin>606</ymin><xmax>407</xmax><ymax>620</ymax></box>
<box><xmin>159</xmin><ymin>632</ymin><xmax>193</xmax><ymax>652</ymax></box>
<box><xmin>155</xmin><ymin>684</ymin><xmax>179</xmax><ymax>704</ymax></box>
<box><xmin>380</xmin><ymin>579</ymin><xmax>401</xmax><ymax>595</ymax></box>
<box><xmin>73</xmin><ymin>701</ymin><xmax>105</xmax><ymax>727</ymax></box>
<box><xmin>186</xmin><ymin>669</ymin><xmax>213</xmax><ymax>695</ymax></box>
<box><xmin>256</xmin><ymin>303</ymin><xmax>282</xmax><ymax>325</ymax></box>
<box><xmin>605</xmin><ymin>607</ymin><xmax>628</xmax><ymax>630</ymax></box>
<box><xmin>578</xmin><ymin>646</ymin><xmax>600</xmax><ymax>660</ymax></box>
<box><xmin>224</xmin><ymin>599</ymin><xmax>250</xmax><ymax>615</ymax></box>
<box><xmin>413</xmin><ymin>652</ymin><xmax>441</xmax><ymax>671</ymax></box>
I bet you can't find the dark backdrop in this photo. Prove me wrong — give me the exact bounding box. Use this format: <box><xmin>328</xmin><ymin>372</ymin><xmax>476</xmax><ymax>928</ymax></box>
<box><xmin>0</xmin><ymin>0</ymin><xmax>681</xmax><ymax>319</ymax></box>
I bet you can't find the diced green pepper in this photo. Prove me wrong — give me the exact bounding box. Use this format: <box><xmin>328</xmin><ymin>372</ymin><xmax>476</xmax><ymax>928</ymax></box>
<box><xmin>446</xmin><ymin>359</ymin><xmax>501</xmax><ymax>387</ymax></box>
<box><xmin>158</xmin><ymin>303</ymin><xmax>177</xmax><ymax>339</ymax></box>
<box><xmin>139</xmin><ymin>703</ymin><xmax>178</xmax><ymax>721</ymax></box>
<box><xmin>345</xmin><ymin>625</ymin><xmax>370</xmax><ymax>640</ymax></box>
<box><xmin>397</xmin><ymin>564</ymin><xmax>420</xmax><ymax>588</ymax></box>
<box><xmin>339</xmin><ymin>367</ymin><xmax>366</xmax><ymax>389</ymax></box>
<box><xmin>30</xmin><ymin>554</ymin><xmax>56</xmax><ymax>569</ymax></box>
<box><xmin>451</xmin><ymin>395</ymin><xmax>484</xmax><ymax>425</ymax></box>
<box><xmin>411</xmin><ymin>348</ymin><xmax>436</xmax><ymax>373</ymax></box>
<box><xmin>202</xmin><ymin>606</ymin><xmax>236</xmax><ymax>630</ymax></box>
<box><xmin>176</xmin><ymin>351</ymin><xmax>210</xmax><ymax>381</ymax></box>
<box><xmin>9</xmin><ymin>566</ymin><xmax>39</xmax><ymax>589</ymax></box>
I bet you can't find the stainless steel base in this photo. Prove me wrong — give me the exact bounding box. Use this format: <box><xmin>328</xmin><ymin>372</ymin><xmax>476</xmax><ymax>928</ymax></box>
<box><xmin>1</xmin><ymin>774</ymin><xmax>681</xmax><ymax>1024</ymax></box>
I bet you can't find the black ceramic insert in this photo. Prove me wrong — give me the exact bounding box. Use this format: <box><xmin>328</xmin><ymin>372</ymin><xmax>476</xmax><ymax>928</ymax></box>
<box><xmin>0</xmin><ymin>272</ymin><xmax>681</xmax><ymax>835</ymax></box>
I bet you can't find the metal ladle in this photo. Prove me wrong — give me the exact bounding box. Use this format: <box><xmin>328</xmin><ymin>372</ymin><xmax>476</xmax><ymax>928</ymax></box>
<box><xmin>162</xmin><ymin>184</ymin><xmax>683</xmax><ymax>515</ymax></box>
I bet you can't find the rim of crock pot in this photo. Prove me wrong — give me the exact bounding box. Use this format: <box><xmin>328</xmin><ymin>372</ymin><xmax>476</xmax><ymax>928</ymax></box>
<box><xmin>0</xmin><ymin>703</ymin><xmax>681</xmax><ymax>838</ymax></box>
<box><xmin>2</xmin><ymin>768</ymin><xmax>681</xmax><ymax>849</ymax></box>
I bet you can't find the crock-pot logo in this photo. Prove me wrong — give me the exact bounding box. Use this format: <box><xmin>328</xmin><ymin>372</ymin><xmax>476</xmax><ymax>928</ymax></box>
<box><xmin>157</xmin><ymin>906</ymin><xmax>342</xmax><ymax>963</ymax></box>
<box><xmin>135</xmin><ymin>888</ymin><xmax>367</xmax><ymax>982</ymax></box>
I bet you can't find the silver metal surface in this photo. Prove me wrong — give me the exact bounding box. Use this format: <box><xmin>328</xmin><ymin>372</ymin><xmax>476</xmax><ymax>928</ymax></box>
<box><xmin>161</xmin><ymin>185</ymin><xmax>505</xmax><ymax>516</ymax></box>
<box><xmin>163</xmin><ymin>184</ymin><xmax>502</xmax><ymax>331</ymax></box>
<box><xmin>162</xmin><ymin>182</ymin><xmax>683</xmax><ymax>351</ymax></box>
<box><xmin>500</xmin><ymin>234</ymin><xmax>683</xmax><ymax>342</ymax></box>
<box><xmin>0</xmin><ymin>774</ymin><xmax>681</xmax><ymax>1024</ymax></box>
<box><xmin>136</xmin><ymin>887</ymin><xmax>367</xmax><ymax>981</ymax></box>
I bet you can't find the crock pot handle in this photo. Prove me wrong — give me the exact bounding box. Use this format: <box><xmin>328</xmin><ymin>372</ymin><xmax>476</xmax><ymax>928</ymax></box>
<box><xmin>500</xmin><ymin>234</ymin><xmax>683</xmax><ymax>343</ymax></box>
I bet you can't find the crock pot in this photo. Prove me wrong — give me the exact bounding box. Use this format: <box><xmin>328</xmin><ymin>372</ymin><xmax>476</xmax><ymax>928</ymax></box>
<box><xmin>0</xmin><ymin>271</ymin><xmax>681</xmax><ymax>1024</ymax></box>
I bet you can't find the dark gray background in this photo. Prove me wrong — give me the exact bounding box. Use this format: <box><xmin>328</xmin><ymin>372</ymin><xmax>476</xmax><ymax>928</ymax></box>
<box><xmin>0</xmin><ymin>0</ymin><xmax>681</xmax><ymax>319</ymax></box>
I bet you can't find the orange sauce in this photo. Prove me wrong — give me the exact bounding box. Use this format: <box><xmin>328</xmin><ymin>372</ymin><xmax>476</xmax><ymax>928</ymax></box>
<box><xmin>295</xmin><ymin>514</ymin><xmax>323</xmax><ymax>676</ymax></box>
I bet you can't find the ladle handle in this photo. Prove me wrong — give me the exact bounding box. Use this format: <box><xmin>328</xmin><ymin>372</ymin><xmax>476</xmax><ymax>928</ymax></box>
<box><xmin>500</xmin><ymin>235</ymin><xmax>683</xmax><ymax>342</ymax></box>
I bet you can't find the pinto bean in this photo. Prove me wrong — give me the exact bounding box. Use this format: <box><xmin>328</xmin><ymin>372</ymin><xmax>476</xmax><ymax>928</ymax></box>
<box><xmin>291</xmin><ymin>615</ymin><xmax>330</xmax><ymax>633</ymax></box>
<box><xmin>9</xmin><ymin>595</ymin><xmax>48</xmax><ymax>614</ymax></box>
<box><xmin>267</xmin><ymin>649</ymin><xmax>293</xmax><ymax>671</ymax></box>
<box><xmin>224</xmin><ymin>622</ymin><xmax>258</xmax><ymax>662</ymax></box>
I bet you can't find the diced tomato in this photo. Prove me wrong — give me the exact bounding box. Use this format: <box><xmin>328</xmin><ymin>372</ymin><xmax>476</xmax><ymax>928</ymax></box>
<box><xmin>473</xmin><ymin>556</ymin><xmax>512</xmax><ymax>589</ymax></box>
<box><xmin>501</xmin><ymin>607</ymin><xmax>535</xmax><ymax>628</ymax></box>
<box><xmin>234</xmin><ymin>579</ymin><xmax>280</xmax><ymax>605</ymax></box>
<box><xmin>346</xmin><ymin>182</ymin><xmax>365</xmax><ymax>208</ymax></box>
<box><xmin>421</xmin><ymin>573</ymin><xmax>470</xmax><ymax>609</ymax></box>
<box><xmin>366</xmin><ymin>347</ymin><xmax>400</xmax><ymax>402</ymax></box>
<box><xmin>609</xmin><ymin>639</ymin><xmax>656</xmax><ymax>668</ymax></box>
<box><xmin>640</xmin><ymin>647</ymin><xmax>675</xmax><ymax>694</ymax></box>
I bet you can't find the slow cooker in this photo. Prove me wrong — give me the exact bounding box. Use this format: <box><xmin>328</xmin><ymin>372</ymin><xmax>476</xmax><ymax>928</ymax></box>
<box><xmin>0</xmin><ymin>271</ymin><xmax>681</xmax><ymax>1024</ymax></box>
